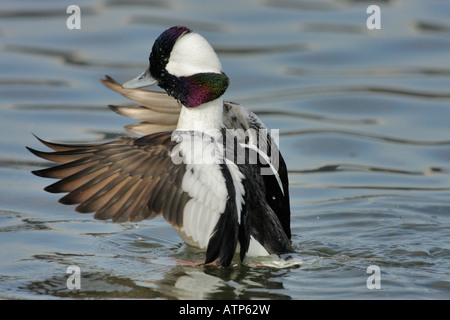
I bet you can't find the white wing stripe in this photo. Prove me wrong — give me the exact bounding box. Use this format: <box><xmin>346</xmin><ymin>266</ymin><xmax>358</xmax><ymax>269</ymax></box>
<box><xmin>240</xmin><ymin>143</ymin><xmax>284</xmax><ymax>196</ymax></box>
<box><xmin>224</xmin><ymin>159</ymin><xmax>245</xmax><ymax>224</ymax></box>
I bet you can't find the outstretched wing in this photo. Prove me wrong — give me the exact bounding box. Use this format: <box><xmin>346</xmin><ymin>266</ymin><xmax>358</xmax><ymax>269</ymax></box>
<box><xmin>27</xmin><ymin>132</ymin><xmax>189</xmax><ymax>225</ymax></box>
<box><xmin>101</xmin><ymin>75</ymin><xmax>180</xmax><ymax>135</ymax></box>
<box><xmin>28</xmin><ymin>131</ymin><xmax>244</xmax><ymax>266</ymax></box>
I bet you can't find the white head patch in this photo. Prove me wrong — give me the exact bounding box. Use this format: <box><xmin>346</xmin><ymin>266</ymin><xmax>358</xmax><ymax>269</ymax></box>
<box><xmin>166</xmin><ymin>32</ymin><xmax>223</xmax><ymax>77</ymax></box>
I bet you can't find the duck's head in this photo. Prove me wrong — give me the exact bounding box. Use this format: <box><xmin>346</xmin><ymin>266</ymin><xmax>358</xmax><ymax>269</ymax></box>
<box><xmin>123</xmin><ymin>26</ymin><xmax>229</xmax><ymax>108</ymax></box>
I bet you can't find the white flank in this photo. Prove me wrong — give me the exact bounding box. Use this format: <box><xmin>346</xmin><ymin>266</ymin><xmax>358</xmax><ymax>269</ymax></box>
<box><xmin>247</xmin><ymin>236</ymin><xmax>270</xmax><ymax>256</ymax></box>
<box><xmin>174</xmin><ymin>131</ymin><xmax>227</xmax><ymax>248</ymax></box>
<box><xmin>172</xmin><ymin>122</ymin><xmax>246</xmax><ymax>249</ymax></box>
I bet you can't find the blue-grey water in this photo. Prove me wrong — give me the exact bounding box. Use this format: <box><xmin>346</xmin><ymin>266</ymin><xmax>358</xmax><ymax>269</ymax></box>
<box><xmin>0</xmin><ymin>0</ymin><xmax>449</xmax><ymax>299</ymax></box>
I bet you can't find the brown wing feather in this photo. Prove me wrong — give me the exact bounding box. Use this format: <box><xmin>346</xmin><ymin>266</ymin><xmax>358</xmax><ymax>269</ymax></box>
<box><xmin>28</xmin><ymin>132</ymin><xmax>190</xmax><ymax>227</ymax></box>
<box><xmin>100</xmin><ymin>76</ymin><xmax>180</xmax><ymax>112</ymax></box>
<box><xmin>101</xmin><ymin>76</ymin><xmax>180</xmax><ymax>135</ymax></box>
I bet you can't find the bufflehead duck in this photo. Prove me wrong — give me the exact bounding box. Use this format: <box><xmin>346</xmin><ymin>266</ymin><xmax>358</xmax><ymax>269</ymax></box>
<box><xmin>28</xmin><ymin>26</ymin><xmax>293</xmax><ymax>267</ymax></box>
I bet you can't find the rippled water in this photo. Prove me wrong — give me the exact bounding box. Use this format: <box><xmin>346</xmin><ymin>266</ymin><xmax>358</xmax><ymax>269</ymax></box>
<box><xmin>1</xmin><ymin>0</ymin><xmax>449</xmax><ymax>299</ymax></box>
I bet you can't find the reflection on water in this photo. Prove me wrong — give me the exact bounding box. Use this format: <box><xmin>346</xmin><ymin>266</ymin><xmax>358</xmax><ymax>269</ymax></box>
<box><xmin>0</xmin><ymin>0</ymin><xmax>450</xmax><ymax>299</ymax></box>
